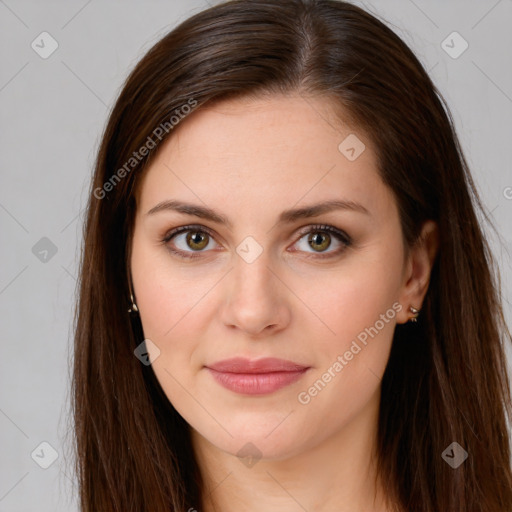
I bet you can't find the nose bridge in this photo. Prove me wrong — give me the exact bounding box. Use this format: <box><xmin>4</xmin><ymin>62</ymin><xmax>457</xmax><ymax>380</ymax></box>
<box><xmin>231</xmin><ymin>241</ymin><xmax>275</xmax><ymax>299</ymax></box>
<box><xmin>220</xmin><ymin>238</ymin><xmax>290</xmax><ymax>335</ymax></box>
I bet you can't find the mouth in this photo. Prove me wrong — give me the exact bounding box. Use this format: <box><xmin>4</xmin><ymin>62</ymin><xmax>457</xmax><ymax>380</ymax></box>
<box><xmin>205</xmin><ymin>357</ymin><xmax>310</xmax><ymax>395</ymax></box>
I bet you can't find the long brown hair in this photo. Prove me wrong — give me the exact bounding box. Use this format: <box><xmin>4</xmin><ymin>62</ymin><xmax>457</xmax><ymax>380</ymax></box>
<box><xmin>71</xmin><ymin>1</ymin><xmax>512</xmax><ymax>510</ymax></box>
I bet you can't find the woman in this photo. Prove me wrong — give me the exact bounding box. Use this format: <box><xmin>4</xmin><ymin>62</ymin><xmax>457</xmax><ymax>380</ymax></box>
<box><xmin>72</xmin><ymin>0</ymin><xmax>512</xmax><ymax>510</ymax></box>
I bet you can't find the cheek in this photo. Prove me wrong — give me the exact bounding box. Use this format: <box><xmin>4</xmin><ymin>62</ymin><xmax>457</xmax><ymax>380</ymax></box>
<box><xmin>293</xmin><ymin>291</ymin><xmax>397</xmax><ymax>451</ymax></box>
<box><xmin>290</xmin><ymin>250</ymin><xmax>402</xmax><ymax>413</ymax></box>
<box><xmin>300</xmin><ymin>275</ymin><xmax>397</xmax><ymax>394</ymax></box>
<box><xmin>293</xmin><ymin>252</ymin><xmax>403</xmax><ymax>355</ymax></box>
<box><xmin>131</xmin><ymin>237</ymin><xmax>217</xmax><ymax>340</ymax></box>
<box><xmin>131</xmin><ymin>240</ymin><xmax>220</xmax><ymax>417</ymax></box>
<box><xmin>132</xmin><ymin>260</ymin><xmax>209</xmax><ymax>417</ymax></box>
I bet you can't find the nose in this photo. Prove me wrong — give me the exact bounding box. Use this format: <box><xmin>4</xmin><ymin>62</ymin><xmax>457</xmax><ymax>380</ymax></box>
<box><xmin>219</xmin><ymin>251</ymin><xmax>291</xmax><ymax>337</ymax></box>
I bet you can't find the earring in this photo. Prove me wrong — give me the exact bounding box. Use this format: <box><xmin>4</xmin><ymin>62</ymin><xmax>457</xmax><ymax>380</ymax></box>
<box><xmin>128</xmin><ymin>293</ymin><xmax>138</xmax><ymax>314</ymax></box>
<box><xmin>408</xmin><ymin>306</ymin><xmax>419</xmax><ymax>322</ymax></box>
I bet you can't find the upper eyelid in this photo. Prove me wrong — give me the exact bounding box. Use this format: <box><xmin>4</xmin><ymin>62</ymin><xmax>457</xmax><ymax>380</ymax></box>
<box><xmin>163</xmin><ymin>224</ymin><xmax>219</xmax><ymax>243</ymax></box>
<box><xmin>163</xmin><ymin>223</ymin><xmax>350</xmax><ymax>247</ymax></box>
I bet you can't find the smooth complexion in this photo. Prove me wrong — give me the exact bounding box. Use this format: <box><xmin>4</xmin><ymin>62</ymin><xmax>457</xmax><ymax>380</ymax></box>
<box><xmin>130</xmin><ymin>94</ymin><xmax>438</xmax><ymax>512</ymax></box>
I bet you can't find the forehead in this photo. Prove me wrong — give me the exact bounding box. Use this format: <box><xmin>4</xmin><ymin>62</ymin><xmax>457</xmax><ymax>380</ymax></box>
<box><xmin>158</xmin><ymin>93</ymin><xmax>370</xmax><ymax>169</ymax></box>
<box><xmin>135</xmin><ymin>94</ymin><xmax>393</xmax><ymax>222</ymax></box>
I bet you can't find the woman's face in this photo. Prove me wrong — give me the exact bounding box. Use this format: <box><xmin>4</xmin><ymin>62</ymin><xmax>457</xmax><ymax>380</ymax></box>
<box><xmin>130</xmin><ymin>94</ymin><xmax>419</xmax><ymax>460</ymax></box>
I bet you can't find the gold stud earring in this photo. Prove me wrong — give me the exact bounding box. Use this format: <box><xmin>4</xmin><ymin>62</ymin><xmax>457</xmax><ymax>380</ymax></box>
<box><xmin>408</xmin><ymin>306</ymin><xmax>419</xmax><ymax>322</ymax></box>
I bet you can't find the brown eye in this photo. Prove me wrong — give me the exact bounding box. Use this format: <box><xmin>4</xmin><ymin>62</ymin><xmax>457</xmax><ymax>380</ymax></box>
<box><xmin>186</xmin><ymin>231</ymin><xmax>209</xmax><ymax>250</ymax></box>
<box><xmin>307</xmin><ymin>232</ymin><xmax>332</xmax><ymax>252</ymax></box>
<box><xmin>292</xmin><ymin>224</ymin><xmax>352</xmax><ymax>258</ymax></box>
<box><xmin>163</xmin><ymin>224</ymin><xmax>351</xmax><ymax>261</ymax></box>
<box><xmin>162</xmin><ymin>225</ymin><xmax>219</xmax><ymax>259</ymax></box>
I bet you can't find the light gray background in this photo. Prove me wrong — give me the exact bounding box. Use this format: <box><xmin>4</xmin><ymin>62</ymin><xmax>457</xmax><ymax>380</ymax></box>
<box><xmin>1</xmin><ymin>1</ymin><xmax>511</xmax><ymax>510</ymax></box>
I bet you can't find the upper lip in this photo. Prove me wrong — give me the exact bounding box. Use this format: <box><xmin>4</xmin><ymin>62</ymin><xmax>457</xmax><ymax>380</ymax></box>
<box><xmin>206</xmin><ymin>357</ymin><xmax>309</xmax><ymax>374</ymax></box>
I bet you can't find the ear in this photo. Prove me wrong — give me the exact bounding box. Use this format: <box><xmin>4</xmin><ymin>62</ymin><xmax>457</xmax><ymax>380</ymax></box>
<box><xmin>396</xmin><ymin>220</ymin><xmax>439</xmax><ymax>324</ymax></box>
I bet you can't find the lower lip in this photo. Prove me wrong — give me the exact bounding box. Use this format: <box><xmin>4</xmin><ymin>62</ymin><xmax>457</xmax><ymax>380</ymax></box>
<box><xmin>207</xmin><ymin>368</ymin><xmax>308</xmax><ymax>395</ymax></box>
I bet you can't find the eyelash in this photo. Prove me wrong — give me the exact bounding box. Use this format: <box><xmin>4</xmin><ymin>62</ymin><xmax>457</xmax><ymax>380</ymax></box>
<box><xmin>160</xmin><ymin>224</ymin><xmax>352</xmax><ymax>261</ymax></box>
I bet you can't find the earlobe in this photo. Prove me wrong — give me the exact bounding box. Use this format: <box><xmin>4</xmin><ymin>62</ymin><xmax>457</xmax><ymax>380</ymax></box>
<box><xmin>396</xmin><ymin>220</ymin><xmax>439</xmax><ymax>324</ymax></box>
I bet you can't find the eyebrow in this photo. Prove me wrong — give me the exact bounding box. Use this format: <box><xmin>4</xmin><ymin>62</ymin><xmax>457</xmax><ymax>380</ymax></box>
<box><xmin>145</xmin><ymin>199</ymin><xmax>370</xmax><ymax>227</ymax></box>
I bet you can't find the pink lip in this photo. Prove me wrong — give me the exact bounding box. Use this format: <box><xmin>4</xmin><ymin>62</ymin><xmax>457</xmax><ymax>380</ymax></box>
<box><xmin>206</xmin><ymin>357</ymin><xmax>310</xmax><ymax>395</ymax></box>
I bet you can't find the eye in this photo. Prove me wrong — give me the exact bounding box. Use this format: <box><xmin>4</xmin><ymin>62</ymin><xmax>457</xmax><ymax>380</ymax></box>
<box><xmin>161</xmin><ymin>225</ymin><xmax>220</xmax><ymax>260</ymax></box>
<box><xmin>161</xmin><ymin>224</ymin><xmax>352</xmax><ymax>260</ymax></box>
<box><xmin>291</xmin><ymin>224</ymin><xmax>352</xmax><ymax>258</ymax></box>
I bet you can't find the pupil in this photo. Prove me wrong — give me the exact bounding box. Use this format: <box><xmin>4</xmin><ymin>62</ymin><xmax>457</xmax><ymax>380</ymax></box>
<box><xmin>310</xmin><ymin>232</ymin><xmax>330</xmax><ymax>251</ymax></box>
<box><xmin>188</xmin><ymin>231</ymin><xmax>207</xmax><ymax>249</ymax></box>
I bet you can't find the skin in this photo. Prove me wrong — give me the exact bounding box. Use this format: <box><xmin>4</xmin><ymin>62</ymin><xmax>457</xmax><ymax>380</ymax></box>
<box><xmin>130</xmin><ymin>94</ymin><xmax>438</xmax><ymax>512</ymax></box>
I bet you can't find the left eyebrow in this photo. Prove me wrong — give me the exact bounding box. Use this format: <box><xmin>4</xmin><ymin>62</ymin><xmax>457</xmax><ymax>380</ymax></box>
<box><xmin>277</xmin><ymin>199</ymin><xmax>371</xmax><ymax>224</ymax></box>
<box><xmin>145</xmin><ymin>198</ymin><xmax>371</xmax><ymax>227</ymax></box>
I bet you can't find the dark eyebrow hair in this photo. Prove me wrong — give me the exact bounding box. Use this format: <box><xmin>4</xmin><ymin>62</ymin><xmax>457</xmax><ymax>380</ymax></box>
<box><xmin>145</xmin><ymin>199</ymin><xmax>370</xmax><ymax>227</ymax></box>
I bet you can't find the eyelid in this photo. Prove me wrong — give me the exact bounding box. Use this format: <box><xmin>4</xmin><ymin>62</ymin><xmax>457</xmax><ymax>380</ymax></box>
<box><xmin>161</xmin><ymin>223</ymin><xmax>352</xmax><ymax>259</ymax></box>
<box><xmin>161</xmin><ymin>224</ymin><xmax>222</xmax><ymax>260</ymax></box>
<box><xmin>294</xmin><ymin>224</ymin><xmax>351</xmax><ymax>245</ymax></box>
<box><xmin>162</xmin><ymin>224</ymin><xmax>218</xmax><ymax>244</ymax></box>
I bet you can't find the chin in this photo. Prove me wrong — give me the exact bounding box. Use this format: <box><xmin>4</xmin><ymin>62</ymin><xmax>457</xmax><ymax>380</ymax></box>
<box><xmin>197</xmin><ymin>414</ymin><xmax>316</xmax><ymax>461</ymax></box>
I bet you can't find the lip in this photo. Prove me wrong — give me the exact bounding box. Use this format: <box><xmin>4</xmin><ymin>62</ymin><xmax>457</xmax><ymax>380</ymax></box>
<box><xmin>206</xmin><ymin>357</ymin><xmax>310</xmax><ymax>395</ymax></box>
